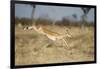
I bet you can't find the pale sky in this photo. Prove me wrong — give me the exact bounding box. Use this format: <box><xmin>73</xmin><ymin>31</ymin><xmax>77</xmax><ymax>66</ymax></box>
<box><xmin>15</xmin><ymin>4</ymin><xmax>95</xmax><ymax>22</ymax></box>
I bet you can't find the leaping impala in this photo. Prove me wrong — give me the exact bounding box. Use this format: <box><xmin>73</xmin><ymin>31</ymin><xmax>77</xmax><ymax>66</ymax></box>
<box><xmin>24</xmin><ymin>24</ymin><xmax>72</xmax><ymax>48</ymax></box>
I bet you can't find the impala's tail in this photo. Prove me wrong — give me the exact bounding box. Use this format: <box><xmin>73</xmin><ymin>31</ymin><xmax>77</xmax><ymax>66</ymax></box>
<box><xmin>65</xmin><ymin>29</ymin><xmax>72</xmax><ymax>38</ymax></box>
<box><xmin>58</xmin><ymin>33</ymin><xmax>72</xmax><ymax>39</ymax></box>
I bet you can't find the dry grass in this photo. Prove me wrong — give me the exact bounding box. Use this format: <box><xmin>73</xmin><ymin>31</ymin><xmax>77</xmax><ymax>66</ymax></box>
<box><xmin>15</xmin><ymin>25</ymin><xmax>94</xmax><ymax>65</ymax></box>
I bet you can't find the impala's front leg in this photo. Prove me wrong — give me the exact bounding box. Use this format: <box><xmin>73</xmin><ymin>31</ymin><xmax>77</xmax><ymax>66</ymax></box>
<box><xmin>45</xmin><ymin>39</ymin><xmax>54</xmax><ymax>48</ymax></box>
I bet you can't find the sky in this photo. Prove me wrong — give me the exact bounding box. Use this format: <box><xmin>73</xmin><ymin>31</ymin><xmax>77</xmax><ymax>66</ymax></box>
<box><xmin>15</xmin><ymin>4</ymin><xmax>95</xmax><ymax>22</ymax></box>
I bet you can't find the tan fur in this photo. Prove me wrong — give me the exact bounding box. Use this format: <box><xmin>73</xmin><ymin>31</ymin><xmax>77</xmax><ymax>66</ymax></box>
<box><xmin>24</xmin><ymin>25</ymin><xmax>72</xmax><ymax>47</ymax></box>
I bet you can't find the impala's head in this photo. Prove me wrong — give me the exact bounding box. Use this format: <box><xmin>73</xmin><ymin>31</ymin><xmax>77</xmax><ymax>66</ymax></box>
<box><xmin>23</xmin><ymin>26</ymin><xmax>34</xmax><ymax>30</ymax></box>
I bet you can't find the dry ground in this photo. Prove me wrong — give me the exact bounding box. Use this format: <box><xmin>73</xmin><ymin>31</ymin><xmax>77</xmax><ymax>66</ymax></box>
<box><xmin>15</xmin><ymin>25</ymin><xmax>94</xmax><ymax>65</ymax></box>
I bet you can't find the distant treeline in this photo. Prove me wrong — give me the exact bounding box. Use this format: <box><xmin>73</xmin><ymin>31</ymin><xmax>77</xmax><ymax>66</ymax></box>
<box><xmin>15</xmin><ymin>17</ymin><xmax>94</xmax><ymax>27</ymax></box>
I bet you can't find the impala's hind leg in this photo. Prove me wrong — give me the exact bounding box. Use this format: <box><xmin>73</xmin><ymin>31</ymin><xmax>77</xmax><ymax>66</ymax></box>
<box><xmin>62</xmin><ymin>38</ymin><xmax>68</xmax><ymax>49</ymax></box>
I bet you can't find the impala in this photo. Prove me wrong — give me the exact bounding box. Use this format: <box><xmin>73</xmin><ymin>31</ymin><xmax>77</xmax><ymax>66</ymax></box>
<box><xmin>24</xmin><ymin>25</ymin><xmax>72</xmax><ymax>48</ymax></box>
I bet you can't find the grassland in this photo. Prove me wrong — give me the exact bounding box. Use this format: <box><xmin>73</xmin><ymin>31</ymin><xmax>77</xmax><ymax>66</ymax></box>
<box><xmin>15</xmin><ymin>25</ymin><xmax>94</xmax><ymax>65</ymax></box>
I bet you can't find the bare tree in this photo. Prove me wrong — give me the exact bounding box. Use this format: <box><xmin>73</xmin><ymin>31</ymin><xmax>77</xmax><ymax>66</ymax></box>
<box><xmin>31</xmin><ymin>4</ymin><xmax>36</xmax><ymax>25</ymax></box>
<box><xmin>81</xmin><ymin>7</ymin><xmax>91</xmax><ymax>23</ymax></box>
<box><xmin>72</xmin><ymin>13</ymin><xmax>77</xmax><ymax>20</ymax></box>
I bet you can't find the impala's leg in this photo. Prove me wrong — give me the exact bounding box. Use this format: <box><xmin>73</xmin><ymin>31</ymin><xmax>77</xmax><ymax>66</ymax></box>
<box><xmin>39</xmin><ymin>39</ymin><xmax>53</xmax><ymax>51</ymax></box>
<box><xmin>33</xmin><ymin>40</ymin><xmax>52</xmax><ymax>55</ymax></box>
<box><xmin>62</xmin><ymin>38</ymin><xmax>68</xmax><ymax>49</ymax></box>
<box><xmin>46</xmin><ymin>39</ymin><xmax>54</xmax><ymax>48</ymax></box>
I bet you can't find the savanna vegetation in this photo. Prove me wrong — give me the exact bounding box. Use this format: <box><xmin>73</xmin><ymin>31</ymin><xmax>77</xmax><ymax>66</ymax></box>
<box><xmin>15</xmin><ymin>17</ymin><xmax>95</xmax><ymax>65</ymax></box>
